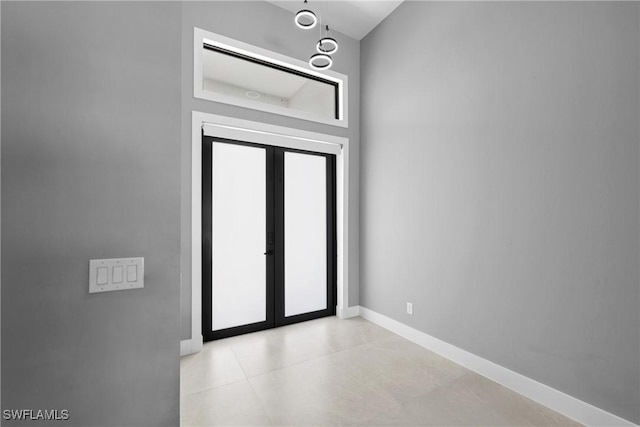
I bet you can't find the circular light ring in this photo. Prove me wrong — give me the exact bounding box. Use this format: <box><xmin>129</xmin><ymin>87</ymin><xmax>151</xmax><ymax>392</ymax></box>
<box><xmin>309</xmin><ymin>53</ymin><xmax>333</xmax><ymax>70</ymax></box>
<box><xmin>316</xmin><ymin>37</ymin><xmax>339</xmax><ymax>54</ymax></box>
<box><xmin>295</xmin><ymin>10</ymin><xmax>317</xmax><ymax>29</ymax></box>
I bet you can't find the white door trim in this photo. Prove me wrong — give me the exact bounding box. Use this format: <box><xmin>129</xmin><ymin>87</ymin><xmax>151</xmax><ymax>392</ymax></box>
<box><xmin>188</xmin><ymin>111</ymin><xmax>350</xmax><ymax>354</ymax></box>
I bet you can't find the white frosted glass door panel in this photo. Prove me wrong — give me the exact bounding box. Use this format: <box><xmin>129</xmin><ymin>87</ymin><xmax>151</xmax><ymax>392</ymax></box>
<box><xmin>212</xmin><ymin>143</ymin><xmax>266</xmax><ymax>331</ymax></box>
<box><xmin>284</xmin><ymin>152</ymin><xmax>327</xmax><ymax>317</ymax></box>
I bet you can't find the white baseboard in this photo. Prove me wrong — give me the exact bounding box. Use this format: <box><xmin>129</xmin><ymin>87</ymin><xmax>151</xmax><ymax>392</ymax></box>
<box><xmin>180</xmin><ymin>335</ymin><xmax>204</xmax><ymax>356</ymax></box>
<box><xmin>358</xmin><ymin>306</ymin><xmax>637</xmax><ymax>427</ymax></box>
<box><xmin>337</xmin><ymin>305</ymin><xmax>360</xmax><ymax>319</ymax></box>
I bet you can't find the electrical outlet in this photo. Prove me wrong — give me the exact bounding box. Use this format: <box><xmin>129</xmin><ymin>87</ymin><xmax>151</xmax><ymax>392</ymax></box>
<box><xmin>407</xmin><ymin>302</ymin><xmax>413</xmax><ymax>315</ymax></box>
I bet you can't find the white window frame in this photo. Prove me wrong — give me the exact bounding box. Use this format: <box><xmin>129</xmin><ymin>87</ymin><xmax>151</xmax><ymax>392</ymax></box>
<box><xmin>184</xmin><ymin>111</ymin><xmax>350</xmax><ymax>355</ymax></box>
<box><xmin>194</xmin><ymin>27</ymin><xmax>349</xmax><ymax>128</ymax></box>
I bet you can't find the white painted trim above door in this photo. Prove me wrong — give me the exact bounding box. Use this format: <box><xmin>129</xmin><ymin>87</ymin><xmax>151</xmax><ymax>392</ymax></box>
<box><xmin>188</xmin><ymin>111</ymin><xmax>350</xmax><ymax>355</ymax></box>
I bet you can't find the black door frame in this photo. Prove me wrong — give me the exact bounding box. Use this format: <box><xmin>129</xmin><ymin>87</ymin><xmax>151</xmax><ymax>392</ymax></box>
<box><xmin>202</xmin><ymin>136</ymin><xmax>337</xmax><ymax>341</ymax></box>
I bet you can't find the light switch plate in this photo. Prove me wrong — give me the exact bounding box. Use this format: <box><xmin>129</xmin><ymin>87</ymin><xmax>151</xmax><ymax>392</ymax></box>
<box><xmin>89</xmin><ymin>258</ymin><xmax>144</xmax><ymax>294</ymax></box>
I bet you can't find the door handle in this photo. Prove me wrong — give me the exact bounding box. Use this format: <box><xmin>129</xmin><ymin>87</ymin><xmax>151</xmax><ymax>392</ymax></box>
<box><xmin>264</xmin><ymin>250</ymin><xmax>274</xmax><ymax>255</ymax></box>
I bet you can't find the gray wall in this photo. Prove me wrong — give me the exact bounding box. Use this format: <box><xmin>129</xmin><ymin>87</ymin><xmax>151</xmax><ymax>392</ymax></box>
<box><xmin>361</xmin><ymin>1</ymin><xmax>639</xmax><ymax>423</ymax></box>
<box><xmin>1</xmin><ymin>2</ymin><xmax>182</xmax><ymax>425</ymax></box>
<box><xmin>180</xmin><ymin>1</ymin><xmax>361</xmax><ymax>340</ymax></box>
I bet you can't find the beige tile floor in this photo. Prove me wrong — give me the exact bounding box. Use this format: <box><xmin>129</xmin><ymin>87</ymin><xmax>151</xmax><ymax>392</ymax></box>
<box><xmin>180</xmin><ymin>316</ymin><xmax>582</xmax><ymax>426</ymax></box>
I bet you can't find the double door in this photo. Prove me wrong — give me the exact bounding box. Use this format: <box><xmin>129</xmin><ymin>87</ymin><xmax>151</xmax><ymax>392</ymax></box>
<box><xmin>202</xmin><ymin>136</ymin><xmax>336</xmax><ymax>341</ymax></box>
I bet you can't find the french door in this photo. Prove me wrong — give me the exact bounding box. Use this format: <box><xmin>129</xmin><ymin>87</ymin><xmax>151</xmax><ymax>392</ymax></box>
<box><xmin>202</xmin><ymin>136</ymin><xmax>336</xmax><ymax>341</ymax></box>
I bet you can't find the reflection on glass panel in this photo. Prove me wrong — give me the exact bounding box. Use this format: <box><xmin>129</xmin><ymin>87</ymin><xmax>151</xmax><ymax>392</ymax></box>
<box><xmin>202</xmin><ymin>46</ymin><xmax>336</xmax><ymax>120</ymax></box>
<box><xmin>212</xmin><ymin>143</ymin><xmax>266</xmax><ymax>331</ymax></box>
<box><xmin>284</xmin><ymin>152</ymin><xmax>327</xmax><ymax>317</ymax></box>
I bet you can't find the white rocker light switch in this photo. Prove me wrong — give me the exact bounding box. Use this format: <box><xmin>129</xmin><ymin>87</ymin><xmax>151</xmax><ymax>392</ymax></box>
<box><xmin>89</xmin><ymin>258</ymin><xmax>144</xmax><ymax>294</ymax></box>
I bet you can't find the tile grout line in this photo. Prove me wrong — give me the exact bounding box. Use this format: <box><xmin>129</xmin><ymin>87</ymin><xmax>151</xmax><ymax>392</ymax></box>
<box><xmin>227</xmin><ymin>341</ymin><xmax>252</xmax><ymax>380</ymax></box>
<box><xmin>227</xmin><ymin>325</ymin><xmax>383</xmax><ymax>380</ymax></box>
<box><xmin>245</xmin><ymin>375</ymin><xmax>276</xmax><ymax>427</ymax></box>
<box><xmin>180</xmin><ymin>344</ymin><xmax>248</xmax><ymax>400</ymax></box>
<box><xmin>180</xmin><ymin>376</ymin><xmax>249</xmax><ymax>400</ymax></box>
<box><xmin>227</xmin><ymin>339</ymin><xmax>275</xmax><ymax>426</ymax></box>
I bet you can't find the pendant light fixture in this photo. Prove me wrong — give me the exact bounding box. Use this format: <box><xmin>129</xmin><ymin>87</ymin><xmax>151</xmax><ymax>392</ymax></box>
<box><xmin>295</xmin><ymin>0</ymin><xmax>336</xmax><ymax>70</ymax></box>
<box><xmin>309</xmin><ymin>53</ymin><xmax>333</xmax><ymax>70</ymax></box>
<box><xmin>316</xmin><ymin>25</ymin><xmax>338</xmax><ymax>55</ymax></box>
<box><xmin>295</xmin><ymin>0</ymin><xmax>317</xmax><ymax>29</ymax></box>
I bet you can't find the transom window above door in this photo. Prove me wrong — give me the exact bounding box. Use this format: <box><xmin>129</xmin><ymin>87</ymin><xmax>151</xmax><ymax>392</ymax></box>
<box><xmin>194</xmin><ymin>28</ymin><xmax>348</xmax><ymax>128</ymax></box>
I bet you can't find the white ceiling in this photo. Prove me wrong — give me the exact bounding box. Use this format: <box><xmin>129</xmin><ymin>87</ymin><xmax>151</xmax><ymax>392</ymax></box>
<box><xmin>266</xmin><ymin>0</ymin><xmax>404</xmax><ymax>41</ymax></box>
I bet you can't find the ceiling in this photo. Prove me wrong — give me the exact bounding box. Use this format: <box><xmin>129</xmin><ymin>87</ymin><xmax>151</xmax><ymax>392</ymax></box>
<box><xmin>266</xmin><ymin>0</ymin><xmax>404</xmax><ymax>40</ymax></box>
